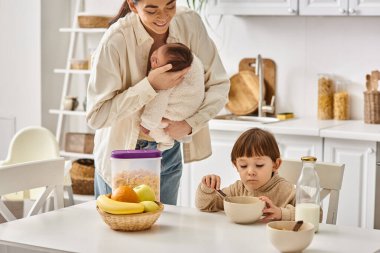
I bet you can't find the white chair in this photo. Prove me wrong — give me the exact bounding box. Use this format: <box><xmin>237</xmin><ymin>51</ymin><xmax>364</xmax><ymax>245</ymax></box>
<box><xmin>0</xmin><ymin>158</ymin><xmax>65</xmax><ymax>221</ymax></box>
<box><xmin>0</xmin><ymin>126</ymin><xmax>74</xmax><ymax>205</ymax></box>
<box><xmin>278</xmin><ymin>159</ymin><xmax>345</xmax><ymax>225</ymax></box>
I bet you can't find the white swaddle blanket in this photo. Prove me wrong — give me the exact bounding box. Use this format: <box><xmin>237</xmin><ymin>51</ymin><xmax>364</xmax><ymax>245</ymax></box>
<box><xmin>140</xmin><ymin>54</ymin><xmax>205</xmax><ymax>151</ymax></box>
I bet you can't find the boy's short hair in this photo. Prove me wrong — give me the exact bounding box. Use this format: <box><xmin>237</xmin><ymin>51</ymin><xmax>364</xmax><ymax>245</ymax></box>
<box><xmin>164</xmin><ymin>43</ymin><xmax>193</xmax><ymax>72</ymax></box>
<box><xmin>231</xmin><ymin>128</ymin><xmax>280</xmax><ymax>165</ymax></box>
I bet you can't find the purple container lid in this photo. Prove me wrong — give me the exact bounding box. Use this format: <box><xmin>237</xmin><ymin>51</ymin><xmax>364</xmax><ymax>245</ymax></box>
<box><xmin>111</xmin><ymin>150</ymin><xmax>161</xmax><ymax>159</ymax></box>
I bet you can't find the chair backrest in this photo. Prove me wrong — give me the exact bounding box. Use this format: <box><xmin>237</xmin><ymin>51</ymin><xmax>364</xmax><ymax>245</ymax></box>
<box><xmin>0</xmin><ymin>158</ymin><xmax>65</xmax><ymax>221</ymax></box>
<box><xmin>278</xmin><ymin>159</ymin><xmax>345</xmax><ymax>225</ymax></box>
<box><xmin>1</xmin><ymin>126</ymin><xmax>59</xmax><ymax>165</ymax></box>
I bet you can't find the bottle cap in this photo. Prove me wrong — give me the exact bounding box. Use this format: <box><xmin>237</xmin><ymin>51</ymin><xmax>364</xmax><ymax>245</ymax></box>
<box><xmin>301</xmin><ymin>156</ymin><xmax>317</xmax><ymax>162</ymax></box>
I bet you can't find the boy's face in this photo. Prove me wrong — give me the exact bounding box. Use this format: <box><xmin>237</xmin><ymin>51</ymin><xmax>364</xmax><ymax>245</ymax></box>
<box><xmin>234</xmin><ymin>156</ymin><xmax>281</xmax><ymax>191</ymax></box>
<box><xmin>150</xmin><ymin>46</ymin><xmax>168</xmax><ymax>69</ymax></box>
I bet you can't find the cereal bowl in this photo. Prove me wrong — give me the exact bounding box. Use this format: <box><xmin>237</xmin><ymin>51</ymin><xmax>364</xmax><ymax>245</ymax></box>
<box><xmin>267</xmin><ymin>221</ymin><xmax>315</xmax><ymax>252</ymax></box>
<box><xmin>223</xmin><ymin>196</ymin><xmax>265</xmax><ymax>224</ymax></box>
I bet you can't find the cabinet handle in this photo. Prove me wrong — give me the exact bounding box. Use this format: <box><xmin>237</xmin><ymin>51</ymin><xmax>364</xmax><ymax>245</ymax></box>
<box><xmin>367</xmin><ymin>148</ymin><xmax>375</xmax><ymax>154</ymax></box>
<box><xmin>348</xmin><ymin>8</ymin><xmax>356</xmax><ymax>15</ymax></box>
<box><xmin>339</xmin><ymin>8</ymin><xmax>347</xmax><ymax>14</ymax></box>
<box><xmin>288</xmin><ymin>8</ymin><xmax>296</xmax><ymax>14</ymax></box>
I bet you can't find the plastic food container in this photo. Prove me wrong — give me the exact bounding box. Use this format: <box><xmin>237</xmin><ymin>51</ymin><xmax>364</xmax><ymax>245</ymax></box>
<box><xmin>111</xmin><ymin>150</ymin><xmax>161</xmax><ymax>201</ymax></box>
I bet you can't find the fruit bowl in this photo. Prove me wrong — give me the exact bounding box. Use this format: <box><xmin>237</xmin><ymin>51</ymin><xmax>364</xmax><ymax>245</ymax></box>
<box><xmin>97</xmin><ymin>202</ymin><xmax>164</xmax><ymax>231</ymax></box>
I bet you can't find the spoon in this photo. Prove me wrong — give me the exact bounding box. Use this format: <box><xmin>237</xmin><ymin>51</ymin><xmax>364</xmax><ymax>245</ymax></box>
<box><xmin>366</xmin><ymin>74</ymin><xmax>371</xmax><ymax>92</ymax></box>
<box><xmin>216</xmin><ymin>189</ymin><xmax>227</xmax><ymax>198</ymax></box>
<box><xmin>293</xmin><ymin>220</ymin><xmax>303</xmax><ymax>232</ymax></box>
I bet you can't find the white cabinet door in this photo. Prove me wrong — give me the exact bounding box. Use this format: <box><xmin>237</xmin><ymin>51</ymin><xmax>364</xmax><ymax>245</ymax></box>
<box><xmin>207</xmin><ymin>0</ymin><xmax>298</xmax><ymax>15</ymax></box>
<box><xmin>349</xmin><ymin>0</ymin><xmax>380</xmax><ymax>15</ymax></box>
<box><xmin>300</xmin><ymin>0</ymin><xmax>348</xmax><ymax>15</ymax></box>
<box><xmin>300</xmin><ymin>0</ymin><xmax>380</xmax><ymax>15</ymax></box>
<box><xmin>324</xmin><ymin>138</ymin><xmax>376</xmax><ymax>229</ymax></box>
<box><xmin>178</xmin><ymin>130</ymin><xmax>323</xmax><ymax>207</ymax></box>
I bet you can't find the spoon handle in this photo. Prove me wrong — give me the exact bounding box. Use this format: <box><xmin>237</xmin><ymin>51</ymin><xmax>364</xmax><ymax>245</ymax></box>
<box><xmin>216</xmin><ymin>189</ymin><xmax>227</xmax><ymax>198</ymax></box>
<box><xmin>293</xmin><ymin>220</ymin><xmax>303</xmax><ymax>232</ymax></box>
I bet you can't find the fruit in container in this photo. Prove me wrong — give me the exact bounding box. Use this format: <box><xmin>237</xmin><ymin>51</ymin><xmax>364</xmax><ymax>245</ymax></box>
<box><xmin>111</xmin><ymin>185</ymin><xmax>139</xmax><ymax>203</ymax></box>
<box><xmin>96</xmin><ymin>194</ymin><xmax>144</xmax><ymax>215</ymax></box>
<box><xmin>141</xmin><ymin>201</ymin><xmax>160</xmax><ymax>212</ymax></box>
<box><xmin>133</xmin><ymin>184</ymin><xmax>156</xmax><ymax>202</ymax></box>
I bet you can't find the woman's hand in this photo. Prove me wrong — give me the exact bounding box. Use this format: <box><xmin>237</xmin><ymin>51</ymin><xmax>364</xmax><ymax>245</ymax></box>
<box><xmin>162</xmin><ymin>119</ymin><xmax>192</xmax><ymax>140</ymax></box>
<box><xmin>202</xmin><ymin>174</ymin><xmax>221</xmax><ymax>190</ymax></box>
<box><xmin>148</xmin><ymin>64</ymin><xmax>190</xmax><ymax>90</ymax></box>
<box><xmin>259</xmin><ymin>196</ymin><xmax>282</xmax><ymax>222</ymax></box>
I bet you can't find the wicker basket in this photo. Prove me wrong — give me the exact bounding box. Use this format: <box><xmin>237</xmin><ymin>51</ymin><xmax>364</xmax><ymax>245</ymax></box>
<box><xmin>364</xmin><ymin>91</ymin><xmax>380</xmax><ymax>124</ymax></box>
<box><xmin>96</xmin><ymin>202</ymin><xmax>164</xmax><ymax>231</ymax></box>
<box><xmin>70</xmin><ymin>159</ymin><xmax>95</xmax><ymax>195</ymax></box>
<box><xmin>78</xmin><ymin>15</ymin><xmax>112</xmax><ymax>28</ymax></box>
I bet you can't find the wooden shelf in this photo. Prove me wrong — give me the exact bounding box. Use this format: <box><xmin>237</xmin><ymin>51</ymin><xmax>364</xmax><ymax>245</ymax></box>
<box><xmin>49</xmin><ymin>109</ymin><xmax>86</xmax><ymax>116</ymax></box>
<box><xmin>59</xmin><ymin>28</ymin><xmax>107</xmax><ymax>33</ymax></box>
<box><xmin>54</xmin><ymin>69</ymin><xmax>91</xmax><ymax>74</ymax></box>
<box><xmin>60</xmin><ymin>151</ymin><xmax>94</xmax><ymax>159</ymax></box>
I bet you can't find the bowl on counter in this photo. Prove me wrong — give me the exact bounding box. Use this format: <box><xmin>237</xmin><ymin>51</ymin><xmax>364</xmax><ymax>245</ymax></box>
<box><xmin>266</xmin><ymin>221</ymin><xmax>315</xmax><ymax>252</ymax></box>
<box><xmin>223</xmin><ymin>196</ymin><xmax>265</xmax><ymax>224</ymax></box>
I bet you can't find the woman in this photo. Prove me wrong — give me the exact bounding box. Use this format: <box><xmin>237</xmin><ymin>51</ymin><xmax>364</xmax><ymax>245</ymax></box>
<box><xmin>86</xmin><ymin>0</ymin><xmax>230</xmax><ymax>205</ymax></box>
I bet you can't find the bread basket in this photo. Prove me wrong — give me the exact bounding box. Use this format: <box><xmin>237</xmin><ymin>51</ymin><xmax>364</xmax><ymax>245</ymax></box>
<box><xmin>78</xmin><ymin>15</ymin><xmax>112</xmax><ymax>28</ymax></box>
<box><xmin>97</xmin><ymin>202</ymin><xmax>164</xmax><ymax>231</ymax></box>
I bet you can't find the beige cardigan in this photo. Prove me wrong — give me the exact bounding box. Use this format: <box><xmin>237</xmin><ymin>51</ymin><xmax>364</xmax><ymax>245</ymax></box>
<box><xmin>86</xmin><ymin>7</ymin><xmax>230</xmax><ymax>185</ymax></box>
<box><xmin>195</xmin><ymin>174</ymin><xmax>296</xmax><ymax>221</ymax></box>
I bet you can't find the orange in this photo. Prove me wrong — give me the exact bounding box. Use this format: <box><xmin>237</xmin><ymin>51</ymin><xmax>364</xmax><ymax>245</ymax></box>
<box><xmin>111</xmin><ymin>185</ymin><xmax>140</xmax><ymax>203</ymax></box>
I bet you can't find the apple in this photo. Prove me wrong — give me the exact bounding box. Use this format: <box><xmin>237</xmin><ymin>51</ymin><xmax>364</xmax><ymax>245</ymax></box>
<box><xmin>141</xmin><ymin>201</ymin><xmax>159</xmax><ymax>212</ymax></box>
<box><xmin>133</xmin><ymin>184</ymin><xmax>156</xmax><ymax>202</ymax></box>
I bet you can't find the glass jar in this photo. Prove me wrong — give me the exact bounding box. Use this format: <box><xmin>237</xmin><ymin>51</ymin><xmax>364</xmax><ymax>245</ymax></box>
<box><xmin>110</xmin><ymin>150</ymin><xmax>162</xmax><ymax>201</ymax></box>
<box><xmin>295</xmin><ymin>156</ymin><xmax>320</xmax><ymax>233</ymax></box>
<box><xmin>333</xmin><ymin>81</ymin><xmax>350</xmax><ymax>120</ymax></box>
<box><xmin>318</xmin><ymin>74</ymin><xmax>334</xmax><ymax>120</ymax></box>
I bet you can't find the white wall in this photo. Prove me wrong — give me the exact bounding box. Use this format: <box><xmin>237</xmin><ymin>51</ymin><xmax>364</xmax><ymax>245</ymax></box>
<box><xmin>204</xmin><ymin>15</ymin><xmax>380</xmax><ymax>119</ymax></box>
<box><xmin>0</xmin><ymin>0</ymin><xmax>41</xmax><ymax>159</ymax></box>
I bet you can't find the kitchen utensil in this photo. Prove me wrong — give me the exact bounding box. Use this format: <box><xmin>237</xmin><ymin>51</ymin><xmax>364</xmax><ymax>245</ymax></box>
<box><xmin>216</xmin><ymin>189</ymin><xmax>227</xmax><ymax>198</ymax></box>
<box><xmin>371</xmin><ymin>70</ymin><xmax>380</xmax><ymax>91</ymax></box>
<box><xmin>226</xmin><ymin>70</ymin><xmax>263</xmax><ymax>115</ymax></box>
<box><xmin>239</xmin><ymin>58</ymin><xmax>276</xmax><ymax>112</ymax></box>
<box><xmin>292</xmin><ymin>220</ymin><xmax>303</xmax><ymax>231</ymax></box>
<box><xmin>366</xmin><ymin>74</ymin><xmax>371</xmax><ymax>91</ymax></box>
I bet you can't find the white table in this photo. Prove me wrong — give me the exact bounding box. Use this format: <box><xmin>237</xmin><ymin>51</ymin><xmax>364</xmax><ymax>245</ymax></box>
<box><xmin>0</xmin><ymin>201</ymin><xmax>380</xmax><ymax>253</ymax></box>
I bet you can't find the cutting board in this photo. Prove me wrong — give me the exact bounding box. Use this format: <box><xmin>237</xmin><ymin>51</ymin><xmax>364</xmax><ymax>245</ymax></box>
<box><xmin>239</xmin><ymin>58</ymin><xmax>276</xmax><ymax>115</ymax></box>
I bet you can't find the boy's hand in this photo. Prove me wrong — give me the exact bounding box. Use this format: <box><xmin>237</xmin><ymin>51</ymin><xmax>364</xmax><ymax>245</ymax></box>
<box><xmin>148</xmin><ymin>64</ymin><xmax>190</xmax><ymax>90</ymax></box>
<box><xmin>259</xmin><ymin>196</ymin><xmax>282</xmax><ymax>222</ymax></box>
<box><xmin>202</xmin><ymin>174</ymin><xmax>221</xmax><ymax>190</ymax></box>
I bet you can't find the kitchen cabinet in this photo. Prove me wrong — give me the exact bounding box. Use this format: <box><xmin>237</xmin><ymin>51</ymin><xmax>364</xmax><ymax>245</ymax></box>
<box><xmin>300</xmin><ymin>0</ymin><xmax>380</xmax><ymax>16</ymax></box>
<box><xmin>323</xmin><ymin>138</ymin><xmax>376</xmax><ymax>229</ymax></box>
<box><xmin>207</xmin><ymin>0</ymin><xmax>298</xmax><ymax>16</ymax></box>
<box><xmin>178</xmin><ymin>128</ymin><xmax>323</xmax><ymax>208</ymax></box>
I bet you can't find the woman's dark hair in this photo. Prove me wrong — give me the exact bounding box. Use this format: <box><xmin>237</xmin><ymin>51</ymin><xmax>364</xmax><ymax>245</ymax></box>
<box><xmin>109</xmin><ymin>0</ymin><xmax>137</xmax><ymax>26</ymax></box>
<box><xmin>231</xmin><ymin>128</ymin><xmax>280</xmax><ymax>165</ymax></box>
<box><xmin>164</xmin><ymin>43</ymin><xmax>193</xmax><ymax>72</ymax></box>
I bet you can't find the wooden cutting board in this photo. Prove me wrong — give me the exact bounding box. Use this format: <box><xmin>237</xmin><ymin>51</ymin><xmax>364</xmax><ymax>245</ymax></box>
<box><xmin>239</xmin><ymin>58</ymin><xmax>276</xmax><ymax>115</ymax></box>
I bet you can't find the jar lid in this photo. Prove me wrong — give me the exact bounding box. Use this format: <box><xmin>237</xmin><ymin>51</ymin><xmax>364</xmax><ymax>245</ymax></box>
<box><xmin>301</xmin><ymin>156</ymin><xmax>317</xmax><ymax>162</ymax></box>
<box><xmin>111</xmin><ymin>150</ymin><xmax>161</xmax><ymax>159</ymax></box>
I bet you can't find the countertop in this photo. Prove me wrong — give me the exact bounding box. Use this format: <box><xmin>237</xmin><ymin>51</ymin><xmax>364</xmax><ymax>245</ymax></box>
<box><xmin>210</xmin><ymin>117</ymin><xmax>380</xmax><ymax>141</ymax></box>
<box><xmin>0</xmin><ymin>201</ymin><xmax>380</xmax><ymax>253</ymax></box>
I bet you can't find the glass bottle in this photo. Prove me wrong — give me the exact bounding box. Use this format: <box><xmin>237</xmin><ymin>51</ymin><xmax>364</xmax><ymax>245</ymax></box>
<box><xmin>295</xmin><ymin>156</ymin><xmax>320</xmax><ymax>233</ymax></box>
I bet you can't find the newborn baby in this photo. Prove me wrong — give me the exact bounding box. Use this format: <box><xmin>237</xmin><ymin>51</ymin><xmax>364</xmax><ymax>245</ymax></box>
<box><xmin>141</xmin><ymin>43</ymin><xmax>205</xmax><ymax>151</ymax></box>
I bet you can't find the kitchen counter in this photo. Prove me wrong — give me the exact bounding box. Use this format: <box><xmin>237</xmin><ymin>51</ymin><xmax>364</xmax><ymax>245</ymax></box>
<box><xmin>210</xmin><ymin>117</ymin><xmax>380</xmax><ymax>140</ymax></box>
<box><xmin>0</xmin><ymin>201</ymin><xmax>380</xmax><ymax>253</ymax></box>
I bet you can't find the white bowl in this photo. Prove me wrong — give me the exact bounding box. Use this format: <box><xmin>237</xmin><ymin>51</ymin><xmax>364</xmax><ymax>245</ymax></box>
<box><xmin>223</xmin><ymin>196</ymin><xmax>265</xmax><ymax>224</ymax></box>
<box><xmin>267</xmin><ymin>221</ymin><xmax>315</xmax><ymax>253</ymax></box>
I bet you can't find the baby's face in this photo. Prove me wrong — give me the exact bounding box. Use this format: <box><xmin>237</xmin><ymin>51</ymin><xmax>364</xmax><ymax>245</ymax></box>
<box><xmin>150</xmin><ymin>46</ymin><xmax>168</xmax><ymax>69</ymax></box>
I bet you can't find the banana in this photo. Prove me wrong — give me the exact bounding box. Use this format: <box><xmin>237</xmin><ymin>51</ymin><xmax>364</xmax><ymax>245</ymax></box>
<box><xmin>96</xmin><ymin>194</ymin><xmax>144</xmax><ymax>215</ymax></box>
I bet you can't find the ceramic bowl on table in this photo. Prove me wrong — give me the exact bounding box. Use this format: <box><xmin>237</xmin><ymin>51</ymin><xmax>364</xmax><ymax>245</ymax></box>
<box><xmin>266</xmin><ymin>221</ymin><xmax>315</xmax><ymax>253</ymax></box>
<box><xmin>223</xmin><ymin>196</ymin><xmax>265</xmax><ymax>224</ymax></box>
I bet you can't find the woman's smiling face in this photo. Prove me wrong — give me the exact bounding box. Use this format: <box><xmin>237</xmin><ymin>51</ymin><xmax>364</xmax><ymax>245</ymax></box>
<box><xmin>129</xmin><ymin>0</ymin><xmax>176</xmax><ymax>36</ymax></box>
<box><xmin>235</xmin><ymin>156</ymin><xmax>280</xmax><ymax>191</ymax></box>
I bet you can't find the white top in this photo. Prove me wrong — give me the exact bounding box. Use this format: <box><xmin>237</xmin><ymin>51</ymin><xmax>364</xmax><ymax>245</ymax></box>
<box><xmin>0</xmin><ymin>201</ymin><xmax>380</xmax><ymax>253</ymax></box>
